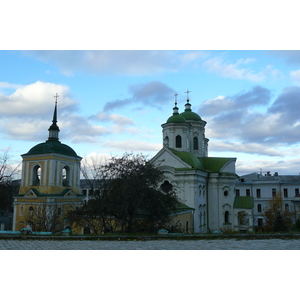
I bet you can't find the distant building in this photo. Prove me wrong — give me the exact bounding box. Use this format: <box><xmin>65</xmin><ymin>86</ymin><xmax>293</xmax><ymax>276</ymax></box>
<box><xmin>236</xmin><ymin>172</ymin><xmax>300</xmax><ymax>228</ymax></box>
<box><xmin>13</xmin><ymin>98</ymin><xmax>83</xmax><ymax>232</ymax></box>
<box><xmin>151</xmin><ymin>93</ymin><xmax>254</xmax><ymax>233</ymax></box>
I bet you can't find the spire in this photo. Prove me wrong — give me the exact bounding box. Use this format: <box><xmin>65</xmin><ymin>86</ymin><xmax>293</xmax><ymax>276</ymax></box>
<box><xmin>48</xmin><ymin>93</ymin><xmax>60</xmax><ymax>142</ymax></box>
<box><xmin>184</xmin><ymin>89</ymin><xmax>192</xmax><ymax>112</ymax></box>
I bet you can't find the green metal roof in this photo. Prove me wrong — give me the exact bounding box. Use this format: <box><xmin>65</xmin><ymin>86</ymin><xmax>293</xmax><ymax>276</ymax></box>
<box><xmin>234</xmin><ymin>196</ymin><xmax>254</xmax><ymax>209</ymax></box>
<box><xmin>180</xmin><ymin>110</ymin><xmax>202</xmax><ymax>121</ymax></box>
<box><xmin>169</xmin><ymin>148</ymin><xmax>235</xmax><ymax>174</ymax></box>
<box><xmin>16</xmin><ymin>188</ymin><xmax>83</xmax><ymax>198</ymax></box>
<box><xmin>23</xmin><ymin>140</ymin><xmax>80</xmax><ymax>158</ymax></box>
<box><xmin>167</xmin><ymin>113</ymin><xmax>186</xmax><ymax>123</ymax></box>
<box><xmin>199</xmin><ymin>157</ymin><xmax>234</xmax><ymax>173</ymax></box>
<box><xmin>169</xmin><ymin>148</ymin><xmax>205</xmax><ymax>170</ymax></box>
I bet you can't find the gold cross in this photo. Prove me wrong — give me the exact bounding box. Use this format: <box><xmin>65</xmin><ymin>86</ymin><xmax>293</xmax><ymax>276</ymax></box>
<box><xmin>54</xmin><ymin>93</ymin><xmax>59</xmax><ymax>104</ymax></box>
<box><xmin>185</xmin><ymin>89</ymin><xmax>191</xmax><ymax>101</ymax></box>
<box><xmin>174</xmin><ymin>93</ymin><xmax>178</xmax><ymax>106</ymax></box>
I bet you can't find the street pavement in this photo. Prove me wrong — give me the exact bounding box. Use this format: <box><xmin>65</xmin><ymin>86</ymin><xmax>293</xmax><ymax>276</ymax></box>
<box><xmin>1</xmin><ymin>238</ymin><xmax>300</xmax><ymax>250</ymax></box>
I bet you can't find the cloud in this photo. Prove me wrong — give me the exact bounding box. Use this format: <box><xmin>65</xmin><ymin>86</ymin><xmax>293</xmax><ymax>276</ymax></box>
<box><xmin>202</xmin><ymin>56</ymin><xmax>280</xmax><ymax>82</ymax></box>
<box><xmin>101</xmin><ymin>140</ymin><xmax>161</xmax><ymax>152</ymax></box>
<box><xmin>0</xmin><ymin>81</ymin><xmax>77</xmax><ymax>117</ymax></box>
<box><xmin>268</xmin><ymin>50</ymin><xmax>300</xmax><ymax>66</ymax></box>
<box><xmin>199</xmin><ymin>85</ymin><xmax>300</xmax><ymax>155</ymax></box>
<box><xmin>90</xmin><ymin>111</ymin><xmax>134</xmax><ymax>125</ymax></box>
<box><xmin>103</xmin><ymin>81</ymin><xmax>174</xmax><ymax>111</ymax></box>
<box><xmin>25</xmin><ymin>50</ymin><xmax>206</xmax><ymax>76</ymax></box>
<box><xmin>209</xmin><ymin>140</ymin><xmax>285</xmax><ymax>157</ymax></box>
<box><xmin>290</xmin><ymin>69</ymin><xmax>300</xmax><ymax>84</ymax></box>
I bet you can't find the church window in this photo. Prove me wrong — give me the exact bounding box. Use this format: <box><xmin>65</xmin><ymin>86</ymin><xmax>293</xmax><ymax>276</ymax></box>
<box><xmin>224</xmin><ymin>211</ymin><xmax>229</xmax><ymax>223</ymax></box>
<box><xmin>164</xmin><ymin>136</ymin><xmax>169</xmax><ymax>147</ymax></box>
<box><xmin>161</xmin><ymin>180</ymin><xmax>173</xmax><ymax>193</ymax></box>
<box><xmin>62</xmin><ymin>166</ymin><xmax>70</xmax><ymax>186</ymax></box>
<box><xmin>257</xmin><ymin>204</ymin><xmax>262</xmax><ymax>213</ymax></box>
<box><xmin>193</xmin><ymin>137</ymin><xmax>199</xmax><ymax>150</ymax></box>
<box><xmin>175</xmin><ymin>135</ymin><xmax>182</xmax><ymax>148</ymax></box>
<box><xmin>32</xmin><ymin>165</ymin><xmax>41</xmax><ymax>186</ymax></box>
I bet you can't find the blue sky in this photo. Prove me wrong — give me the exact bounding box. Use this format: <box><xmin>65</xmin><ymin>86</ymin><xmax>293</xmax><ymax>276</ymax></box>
<box><xmin>2</xmin><ymin>50</ymin><xmax>300</xmax><ymax>176</ymax></box>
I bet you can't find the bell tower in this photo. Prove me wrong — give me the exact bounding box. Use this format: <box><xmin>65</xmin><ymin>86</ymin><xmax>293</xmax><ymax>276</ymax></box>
<box><xmin>13</xmin><ymin>95</ymin><xmax>83</xmax><ymax>232</ymax></box>
<box><xmin>162</xmin><ymin>93</ymin><xmax>191</xmax><ymax>151</ymax></box>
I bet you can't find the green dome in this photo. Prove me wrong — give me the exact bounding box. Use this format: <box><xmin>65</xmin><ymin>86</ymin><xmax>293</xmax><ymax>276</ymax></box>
<box><xmin>180</xmin><ymin>110</ymin><xmax>202</xmax><ymax>121</ymax></box>
<box><xmin>24</xmin><ymin>140</ymin><xmax>79</xmax><ymax>158</ymax></box>
<box><xmin>167</xmin><ymin>113</ymin><xmax>186</xmax><ymax>123</ymax></box>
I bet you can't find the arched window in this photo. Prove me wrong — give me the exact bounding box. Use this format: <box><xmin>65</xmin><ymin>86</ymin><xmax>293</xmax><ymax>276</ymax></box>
<box><xmin>238</xmin><ymin>211</ymin><xmax>249</xmax><ymax>226</ymax></box>
<box><xmin>285</xmin><ymin>203</ymin><xmax>289</xmax><ymax>212</ymax></box>
<box><xmin>193</xmin><ymin>136</ymin><xmax>199</xmax><ymax>150</ymax></box>
<box><xmin>32</xmin><ymin>165</ymin><xmax>41</xmax><ymax>186</ymax></box>
<box><xmin>257</xmin><ymin>204</ymin><xmax>262</xmax><ymax>212</ymax></box>
<box><xmin>163</xmin><ymin>136</ymin><xmax>169</xmax><ymax>147</ymax></box>
<box><xmin>224</xmin><ymin>211</ymin><xmax>229</xmax><ymax>223</ymax></box>
<box><xmin>175</xmin><ymin>135</ymin><xmax>182</xmax><ymax>148</ymax></box>
<box><xmin>62</xmin><ymin>166</ymin><xmax>70</xmax><ymax>186</ymax></box>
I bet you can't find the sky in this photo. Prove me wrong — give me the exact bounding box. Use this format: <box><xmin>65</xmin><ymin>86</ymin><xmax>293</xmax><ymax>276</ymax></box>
<box><xmin>2</xmin><ymin>50</ymin><xmax>300</xmax><ymax>176</ymax></box>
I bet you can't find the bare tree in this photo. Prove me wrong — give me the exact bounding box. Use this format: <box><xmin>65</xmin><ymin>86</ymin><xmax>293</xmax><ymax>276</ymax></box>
<box><xmin>71</xmin><ymin>152</ymin><xmax>178</xmax><ymax>233</ymax></box>
<box><xmin>0</xmin><ymin>149</ymin><xmax>21</xmax><ymax>211</ymax></box>
<box><xmin>22</xmin><ymin>202</ymin><xmax>76</xmax><ymax>232</ymax></box>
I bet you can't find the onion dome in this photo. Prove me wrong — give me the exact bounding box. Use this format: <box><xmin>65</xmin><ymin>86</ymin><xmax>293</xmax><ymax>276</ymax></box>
<box><xmin>180</xmin><ymin>99</ymin><xmax>202</xmax><ymax>121</ymax></box>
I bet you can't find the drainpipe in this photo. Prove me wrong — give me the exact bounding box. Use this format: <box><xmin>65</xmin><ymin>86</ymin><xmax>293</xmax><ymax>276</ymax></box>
<box><xmin>206</xmin><ymin>172</ymin><xmax>211</xmax><ymax>233</ymax></box>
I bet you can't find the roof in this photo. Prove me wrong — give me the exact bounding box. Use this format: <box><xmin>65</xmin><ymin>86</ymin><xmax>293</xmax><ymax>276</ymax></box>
<box><xmin>16</xmin><ymin>188</ymin><xmax>83</xmax><ymax>198</ymax></box>
<box><xmin>168</xmin><ymin>148</ymin><xmax>205</xmax><ymax>170</ymax></box>
<box><xmin>23</xmin><ymin>140</ymin><xmax>80</xmax><ymax>158</ymax></box>
<box><xmin>199</xmin><ymin>157</ymin><xmax>234</xmax><ymax>173</ymax></box>
<box><xmin>167</xmin><ymin>113</ymin><xmax>186</xmax><ymax>123</ymax></box>
<box><xmin>234</xmin><ymin>196</ymin><xmax>254</xmax><ymax>209</ymax></box>
<box><xmin>169</xmin><ymin>148</ymin><xmax>235</xmax><ymax>174</ymax></box>
<box><xmin>180</xmin><ymin>110</ymin><xmax>202</xmax><ymax>121</ymax></box>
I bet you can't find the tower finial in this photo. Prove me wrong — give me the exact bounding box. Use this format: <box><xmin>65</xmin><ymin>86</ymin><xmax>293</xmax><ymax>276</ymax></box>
<box><xmin>174</xmin><ymin>92</ymin><xmax>178</xmax><ymax>106</ymax></box>
<box><xmin>48</xmin><ymin>93</ymin><xmax>60</xmax><ymax>142</ymax></box>
<box><xmin>185</xmin><ymin>89</ymin><xmax>191</xmax><ymax>102</ymax></box>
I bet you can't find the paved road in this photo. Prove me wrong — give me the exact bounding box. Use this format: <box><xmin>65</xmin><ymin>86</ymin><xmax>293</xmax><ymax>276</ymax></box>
<box><xmin>1</xmin><ymin>238</ymin><xmax>300</xmax><ymax>250</ymax></box>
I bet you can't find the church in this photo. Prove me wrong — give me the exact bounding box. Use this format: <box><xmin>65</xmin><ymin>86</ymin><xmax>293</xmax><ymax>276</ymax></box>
<box><xmin>12</xmin><ymin>96</ymin><xmax>83</xmax><ymax>232</ymax></box>
<box><xmin>151</xmin><ymin>92</ymin><xmax>254</xmax><ymax>233</ymax></box>
<box><xmin>12</xmin><ymin>92</ymin><xmax>254</xmax><ymax>234</ymax></box>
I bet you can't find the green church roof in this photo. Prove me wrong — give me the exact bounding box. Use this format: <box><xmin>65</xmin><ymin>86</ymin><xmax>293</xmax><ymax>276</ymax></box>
<box><xmin>169</xmin><ymin>148</ymin><xmax>236</xmax><ymax>175</ymax></box>
<box><xmin>167</xmin><ymin>113</ymin><xmax>186</xmax><ymax>123</ymax></box>
<box><xmin>169</xmin><ymin>148</ymin><xmax>205</xmax><ymax>170</ymax></box>
<box><xmin>24</xmin><ymin>140</ymin><xmax>80</xmax><ymax>158</ymax></box>
<box><xmin>180</xmin><ymin>110</ymin><xmax>202</xmax><ymax>121</ymax></box>
<box><xmin>234</xmin><ymin>196</ymin><xmax>254</xmax><ymax>209</ymax></box>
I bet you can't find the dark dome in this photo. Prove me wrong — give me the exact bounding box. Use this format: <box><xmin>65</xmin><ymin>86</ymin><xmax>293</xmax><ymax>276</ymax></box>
<box><xmin>24</xmin><ymin>140</ymin><xmax>79</xmax><ymax>158</ymax></box>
